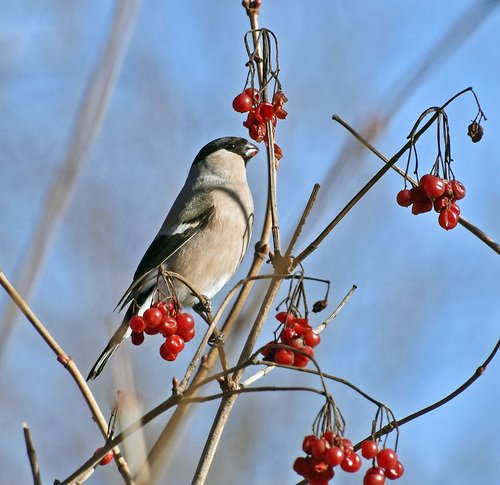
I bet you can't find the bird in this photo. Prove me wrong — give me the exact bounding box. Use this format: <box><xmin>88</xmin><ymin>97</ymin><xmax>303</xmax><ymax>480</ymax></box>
<box><xmin>87</xmin><ymin>136</ymin><xmax>258</xmax><ymax>380</ymax></box>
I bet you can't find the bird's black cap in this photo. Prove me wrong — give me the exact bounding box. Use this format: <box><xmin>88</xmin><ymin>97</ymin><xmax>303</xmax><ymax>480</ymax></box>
<box><xmin>194</xmin><ymin>137</ymin><xmax>259</xmax><ymax>164</ymax></box>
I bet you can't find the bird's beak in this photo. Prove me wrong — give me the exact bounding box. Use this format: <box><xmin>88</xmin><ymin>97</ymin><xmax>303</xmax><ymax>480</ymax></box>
<box><xmin>243</xmin><ymin>142</ymin><xmax>259</xmax><ymax>164</ymax></box>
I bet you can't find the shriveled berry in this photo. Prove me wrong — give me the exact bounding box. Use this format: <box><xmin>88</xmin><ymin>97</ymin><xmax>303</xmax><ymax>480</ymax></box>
<box><xmin>433</xmin><ymin>195</ymin><xmax>449</xmax><ymax>213</ymax></box>
<box><xmin>467</xmin><ymin>121</ymin><xmax>483</xmax><ymax>142</ymax></box>
<box><xmin>451</xmin><ymin>179</ymin><xmax>466</xmax><ymax>200</ymax></box>
<box><xmin>293</xmin><ymin>456</ymin><xmax>312</xmax><ymax>478</ymax></box>
<box><xmin>255</xmin><ymin>102</ymin><xmax>275</xmax><ymax>123</ymax></box>
<box><xmin>411</xmin><ymin>198</ymin><xmax>432</xmax><ymax>215</ymax></box>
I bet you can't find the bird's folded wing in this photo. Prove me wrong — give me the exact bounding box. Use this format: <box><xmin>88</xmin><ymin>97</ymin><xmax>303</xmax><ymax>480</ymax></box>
<box><xmin>115</xmin><ymin>206</ymin><xmax>215</xmax><ymax>312</ymax></box>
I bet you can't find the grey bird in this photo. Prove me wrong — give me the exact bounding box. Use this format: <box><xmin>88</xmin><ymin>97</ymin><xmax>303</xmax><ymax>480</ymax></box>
<box><xmin>87</xmin><ymin>137</ymin><xmax>258</xmax><ymax>380</ymax></box>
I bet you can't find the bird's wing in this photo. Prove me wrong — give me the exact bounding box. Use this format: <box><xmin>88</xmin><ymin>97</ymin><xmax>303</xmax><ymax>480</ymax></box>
<box><xmin>115</xmin><ymin>206</ymin><xmax>215</xmax><ymax>312</ymax></box>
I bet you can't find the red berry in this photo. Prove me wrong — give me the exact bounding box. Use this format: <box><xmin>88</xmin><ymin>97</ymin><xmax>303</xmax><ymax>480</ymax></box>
<box><xmin>159</xmin><ymin>343</ymin><xmax>177</xmax><ymax>361</ymax></box>
<box><xmin>143</xmin><ymin>308</ymin><xmax>162</xmax><ymax>328</ymax></box>
<box><xmin>178</xmin><ymin>326</ymin><xmax>195</xmax><ymax>342</ymax></box>
<box><xmin>438</xmin><ymin>208</ymin><xmax>459</xmax><ymax>230</ymax></box>
<box><xmin>176</xmin><ymin>312</ymin><xmax>195</xmax><ymax>333</ymax></box>
<box><xmin>311</xmin><ymin>465</ymin><xmax>334</xmax><ymax>482</ymax></box>
<box><xmin>396</xmin><ymin>189</ymin><xmax>413</xmax><ymax>207</ymax></box>
<box><xmin>129</xmin><ymin>315</ymin><xmax>146</xmax><ymax>332</ymax></box>
<box><xmin>294</xmin><ymin>323</ymin><xmax>311</xmax><ymax>336</ymax></box>
<box><xmin>303</xmin><ymin>330</ymin><xmax>321</xmax><ymax>348</ymax></box>
<box><xmin>158</xmin><ymin>316</ymin><xmax>178</xmax><ymax>337</ymax></box>
<box><xmin>144</xmin><ymin>325</ymin><xmax>160</xmax><ymax>335</ymax></box>
<box><xmin>410</xmin><ymin>185</ymin><xmax>429</xmax><ymax>203</ymax></box>
<box><xmin>165</xmin><ymin>334</ymin><xmax>185</xmax><ymax>354</ymax></box>
<box><xmin>94</xmin><ymin>448</ymin><xmax>113</xmax><ymax>466</ymax></box>
<box><xmin>302</xmin><ymin>435</ymin><xmax>317</xmax><ymax>454</ymax></box>
<box><xmin>322</xmin><ymin>430</ymin><xmax>335</xmax><ymax>444</ymax></box>
<box><xmin>324</xmin><ymin>446</ymin><xmax>344</xmax><ymax>467</ymax></box>
<box><xmin>293</xmin><ymin>456</ymin><xmax>312</xmax><ymax>478</ymax></box>
<box><xmin>310</xmin><ymin>438</ymin><xmax>327</xmax><ymax>458</ymax></box>
<box><xmin>377</xmin><ymin>448</ymin><xmax>398</xmax><ymax>470</ymax></box>
<box><xmin>361</xmin><ymin>439</ymin><xmax>379</xmax><ymax>459</ymax></box>
<box><xmin>341</xmin><ymin>451</ymin><xmax>362</xmax><ymax>473</ymax></box>
<box><xmin>419</xmin><ymin>174</ymin><xmax>446</xmax><ymax>198</ymax></box>
<box><xmin>131</xmin><ymin>331</ymin><xmax>145</xmax><ymax>346</ymax></box>
<box><xmin>364</xmin><ymin>467</ymin><xmax>386</xmax><ymax>485</ymax></box>
<box><xmin>274</xmin><ymin>349</ymin><xmax>295</xmax><ymax>366</ymax></box>
<box><xmin>451</xmin><ymin>179</ymin><xmax>466</xmax><ymax>200</ymax></box>
<box><xmin>385</xmin><ymin>461</ymin><xmax>404</xmax><ymax>480</ymax></box>
<box><xmin>260</xmin><ymin>340</ymin><xmax>276</xmax><ymax>359</ymax></box>
<box><xmin>411</xmin><ymin>198</ymin><xmax>433</xmax><ymax>215</ymax></box>
<box><xmin>280</xmin><ymin>326</ymin><xmax>296</xmax><ymax>343</ymax></box>
<box><xmin>275</xmin><ymin>311</ymin><xmax>295</xmax><ymax>325</ymax></box>
<box><xmin>232</xmin><ymin>92</ymin><xmax>253</xmax><ymax>113</ymax></box>
<box><xmin>153</xmin><ymin>301</ymin><xmax>170</xmax><ymax>315</ymax></box>
<box><xmin>244</xmin><ymin>87</ymin><xmax>259</xmax><ymax>103</ymax></box>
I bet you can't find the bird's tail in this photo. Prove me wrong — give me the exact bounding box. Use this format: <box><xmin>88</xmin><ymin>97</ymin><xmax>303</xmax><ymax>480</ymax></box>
<box><xmin>86</xmin><ymin>318</ymin><xmax>131</xmax><ymax>381</ymax></box>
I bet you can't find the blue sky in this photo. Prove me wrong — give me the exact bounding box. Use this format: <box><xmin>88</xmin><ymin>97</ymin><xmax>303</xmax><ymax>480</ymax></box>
<box><xmin>1</xmin><ymin>1</ymin><xmax>499</xmax><ymax>484</ymax></box>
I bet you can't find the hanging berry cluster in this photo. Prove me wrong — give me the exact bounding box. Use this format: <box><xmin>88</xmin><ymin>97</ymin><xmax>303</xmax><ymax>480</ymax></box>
<box><xmin>294</xmin><ymin>403</ymin><xmax>404</xmax><ymax>484</ymax></box>
<box><xmin>396</xmin><ymin>87</ymin><xmax>486</xmax><ymax>231</ymax></box>
<box><xmin>261</xmin><ymin>274</ymin><xmax>328</xmax><ymax>369</ymax></box>
<box><xmin>232</xmin><ymin>28</ymin><xmax>287</xmax><ymax>159</ymax></box>
<box><xmin>128</xmin><ymin>298</ymin><xmax>195</xmax><ymax>362</ymax></box>
<box><xmin>261</xmin><ymin>311</ymin><xmax>320</xmax><ymax>368</ymax></box>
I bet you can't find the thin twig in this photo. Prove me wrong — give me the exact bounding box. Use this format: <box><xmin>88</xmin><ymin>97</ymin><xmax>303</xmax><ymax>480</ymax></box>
<box><xmin>60</xmin><ymin>383</ymin><xmax>328</xmax><ymax>485</ymax></box>
<box><xmin>22</xmin><ymin>422</ymin><xmax>42</xmax><ymax>485</ymax></box>
<box><xmin>355</xmin><ymin>338</ymin><xmax>500</xmax><ymax>445</ymax></box>
<box><xmin>0</xmin><ymin>270</ymin><xmax>134</xmax><ymax>484</ymax></box>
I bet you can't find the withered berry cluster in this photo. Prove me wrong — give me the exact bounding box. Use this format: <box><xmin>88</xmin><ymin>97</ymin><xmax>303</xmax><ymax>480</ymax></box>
<box><xmin>233</xmin><ymin>88</ymin><xmax>287</xmax><ymax>159</ymax></box>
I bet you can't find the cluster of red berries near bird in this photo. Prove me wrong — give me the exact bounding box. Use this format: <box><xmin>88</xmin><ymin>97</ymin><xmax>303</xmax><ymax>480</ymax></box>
<box><xmin>232</xmin><ymin>87</ymin><xmax>287</xmax><ymax>158</ymax></box>
<box><xmin>261</xmin><ymin>311</ymin><xmax>321</xmax><ymax>368</ymax></box>
<box><xmin>128</xmin><ymin>300</ymin><xmax>195</xmax><ymax>362</ymax></box>
<box><xmin>294</xmin><ymin>433</ymin><xmax>404</xmax><ymax>484</ymax></box>
<box><xmin>396</xmin><ymin>174</ymin><xmax>466</xmax><ymax>230</ymax></box>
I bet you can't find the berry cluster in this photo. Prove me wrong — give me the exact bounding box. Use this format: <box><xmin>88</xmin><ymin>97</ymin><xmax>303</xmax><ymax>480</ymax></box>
<box><xmin>128</xmin><ymin>300</ymin><xmax>195</xmax><ymax>362</ymax></box>
<box><xmin>294</xmin><ymin>433</ymin><xmax>404</xmax><ymax>485</ymax></box>
<box><xmin>397</xmin><ymin>174</ymin><xmax>466</xmax><ymax>230</ymax></box>
<box><xmin>261</xmin><ymin>311</ymin><xmax>321</xmax><ymax>368</ymax></box>
<box><xmin>232</xmin><ymin>88</ymin><xmax>286</xmax><ymax>159</ymax></box>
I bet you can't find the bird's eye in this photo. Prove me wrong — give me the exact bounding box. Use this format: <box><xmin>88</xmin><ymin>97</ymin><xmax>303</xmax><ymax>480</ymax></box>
<box><xmin>228</xmin><ymin>144</ymin><xmax>235</xmax><ymax>150</ymax></box>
